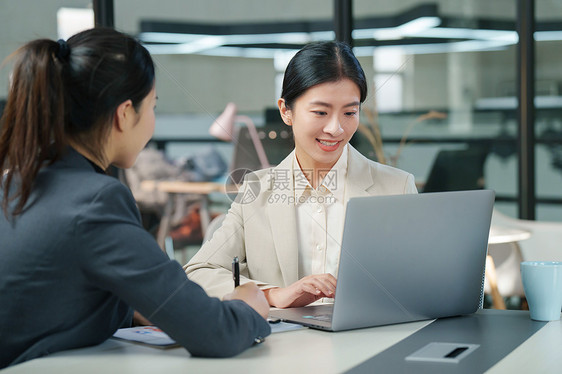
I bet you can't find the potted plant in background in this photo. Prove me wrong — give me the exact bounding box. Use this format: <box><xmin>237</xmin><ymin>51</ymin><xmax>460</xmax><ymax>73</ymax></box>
<box><xmin>357</xmin><ymin>95</ymin><xmax>447</xmax><ymax>167</ymax></box>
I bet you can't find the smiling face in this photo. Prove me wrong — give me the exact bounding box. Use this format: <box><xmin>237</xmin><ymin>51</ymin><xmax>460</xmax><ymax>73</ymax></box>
<box><xmin>279</xmin><ymin>78</ymin><xmax>361</xmax><ymax>171</ymax></box>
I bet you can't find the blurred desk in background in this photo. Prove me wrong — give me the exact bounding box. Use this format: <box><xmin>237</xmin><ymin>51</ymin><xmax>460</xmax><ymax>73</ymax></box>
<box><xmin>140</xmin><ymin>180</ymin><xmax>226</xmax><ymax>250</ymax></box>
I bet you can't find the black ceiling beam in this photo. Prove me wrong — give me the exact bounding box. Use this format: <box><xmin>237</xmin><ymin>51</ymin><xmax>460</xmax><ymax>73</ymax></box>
<box><xmin>140</xmin><ymin>19</ymin><xmax>333</xmax><ymax>36</ymax></box>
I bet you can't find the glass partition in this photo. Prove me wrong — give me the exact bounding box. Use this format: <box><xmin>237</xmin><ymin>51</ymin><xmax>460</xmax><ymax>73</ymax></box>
<box><xmin>351</xmin><ymin>0</ymin><xmax>562</xmax><ymax>221</ymax></box>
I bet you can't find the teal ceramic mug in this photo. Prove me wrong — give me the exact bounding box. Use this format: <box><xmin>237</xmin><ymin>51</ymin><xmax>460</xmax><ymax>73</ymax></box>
<box><xmin>520</xmin><ymin>261</ymin><xmax>562</xmax><ymax>321</ymax></box>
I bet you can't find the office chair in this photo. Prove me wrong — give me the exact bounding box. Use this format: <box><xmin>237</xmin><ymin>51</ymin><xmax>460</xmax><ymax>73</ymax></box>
<box><xmin>422</xmin><ymin>145</ymin><xmax>489</xmax><ymax>193</ymax></box>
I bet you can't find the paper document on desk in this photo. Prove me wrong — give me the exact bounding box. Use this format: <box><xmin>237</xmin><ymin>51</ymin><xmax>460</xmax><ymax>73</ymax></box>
<box><xmin>112</xmin><ymin>322</ymin><xmax>303</xmax><ymax>349</ymax></box>
<box><xmin>112</xmin><ymin>326</ymin><xmax>179</xmax><ymax>348</ymax></box>
<box><xmin>270</xmin><ymin>321</ymin><xmax>306</xmax><ymax>334</ymax></box>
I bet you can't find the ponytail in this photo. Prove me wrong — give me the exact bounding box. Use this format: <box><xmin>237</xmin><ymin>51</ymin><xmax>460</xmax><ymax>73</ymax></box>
<box><xmin>0</xmin><ymin>39</ymin><xmax>67</xmax><ymax>216</ymax></box>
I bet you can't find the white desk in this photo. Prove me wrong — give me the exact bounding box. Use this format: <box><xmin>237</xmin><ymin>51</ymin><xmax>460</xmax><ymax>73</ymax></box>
<box><xmin>489</xmin><ymin>225</ymin><xmax>532</xmax><ymax>245</ymax></box>
<box><xmin>4</xmin><ymin>311</ymin><xmax>562</xmax><ymax>373</ymax></box>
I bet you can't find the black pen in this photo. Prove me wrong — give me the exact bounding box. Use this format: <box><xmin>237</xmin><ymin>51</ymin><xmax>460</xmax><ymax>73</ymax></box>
<box><xmin>232</xmin><ymin>256</ymin><xmax>240</xmax><ymax>288</ymax></box>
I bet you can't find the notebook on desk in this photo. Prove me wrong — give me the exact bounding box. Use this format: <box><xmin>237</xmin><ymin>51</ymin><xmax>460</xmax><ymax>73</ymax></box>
<box><xmin>269</xmin><ymin>189</ymin><xmax>495</xmax><ymax>332</ymax></box>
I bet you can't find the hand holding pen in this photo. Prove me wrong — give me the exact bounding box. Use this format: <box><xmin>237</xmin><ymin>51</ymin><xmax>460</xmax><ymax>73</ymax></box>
<box><xmin>224</xmin><ymin>256</ymin><xmax>270</xmax><ymax>319</ymax></box>
<box><xmin>232</xmin><ymin>256</ymin><xmax>240</xmax><ymax>288</ymax></box>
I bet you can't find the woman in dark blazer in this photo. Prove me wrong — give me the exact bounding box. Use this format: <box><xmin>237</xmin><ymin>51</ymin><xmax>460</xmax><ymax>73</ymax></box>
<box><xmin>0</xmin><ymin>28</ymin><xmax>269</xmax><ymax>368</ymax></box>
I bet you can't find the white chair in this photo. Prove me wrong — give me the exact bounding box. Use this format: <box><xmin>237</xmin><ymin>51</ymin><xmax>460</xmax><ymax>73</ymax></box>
<box><xmin>486</xmin><ymin>209</ymin><xmax>562</xmax><ymax>302</ymax></box>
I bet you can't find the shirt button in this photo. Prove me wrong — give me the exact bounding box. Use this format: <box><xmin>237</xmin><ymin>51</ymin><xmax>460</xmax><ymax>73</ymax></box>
<box><xmin>316</xmin><ymin>244</ymin><xmax>322</xmax><ymax>251</ymax></box>
<box><xmin>317</xmin><ymin>206</ymin><xmax>322</xmax><ymax>213</ymax></box>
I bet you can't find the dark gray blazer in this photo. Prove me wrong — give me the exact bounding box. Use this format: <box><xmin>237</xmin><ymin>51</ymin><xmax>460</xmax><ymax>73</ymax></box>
<box><xmin>0</xmin><ymin>148</ymin><xmax>270</xmax><ymax>368</ymax></box>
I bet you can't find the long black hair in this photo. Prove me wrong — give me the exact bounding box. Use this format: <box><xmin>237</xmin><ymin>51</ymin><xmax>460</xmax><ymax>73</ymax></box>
<box><xmin>0</xmin><ymin>28</ymin><xmax>155</xmax><ymax>216</ymax></box>
<box><xmin>281</xmin><ymin>41</ymin><xmax>368</xmax><ymax>109</ymax></box>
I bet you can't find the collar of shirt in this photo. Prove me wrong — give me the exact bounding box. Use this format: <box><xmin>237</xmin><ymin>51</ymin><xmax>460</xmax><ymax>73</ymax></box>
<box><xmin>292</xmin><ymin>144</ymin><xmax>348</xmax><ymax>205</ymax></box>
<box><xmin>82</xmin><ymin>155</ymin><xmax>106</xmax><ymax>175</ymax></box>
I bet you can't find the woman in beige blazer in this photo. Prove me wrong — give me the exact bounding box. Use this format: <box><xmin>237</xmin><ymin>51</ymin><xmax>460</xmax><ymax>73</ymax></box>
<box><xmin>185</xmin><ymin>41</ymin><xmax>417</xmax><ymax>308</ymax></box>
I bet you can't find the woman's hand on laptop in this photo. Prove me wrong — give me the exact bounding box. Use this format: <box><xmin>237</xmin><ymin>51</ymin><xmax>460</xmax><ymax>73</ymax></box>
<box><xmin>224</xmin><ymin>283</ymin><xmax>270</xmax><ymax>319</ymax></box>
<box><xmin>263</xmin><ymin>274</ymin><xmax>337</xmax><ymax>308</ymax></box>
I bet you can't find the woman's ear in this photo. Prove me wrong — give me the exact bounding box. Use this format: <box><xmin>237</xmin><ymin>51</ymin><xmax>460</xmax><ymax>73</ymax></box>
<box><xmin>277</xmin><ymin>98</ymin><xmax>292</xmax><ymax>126</ymax></box>
<box><xmin>114</xmin><ymin>99</ymin><xmax>135</xmax><ymax>132</ymax></box>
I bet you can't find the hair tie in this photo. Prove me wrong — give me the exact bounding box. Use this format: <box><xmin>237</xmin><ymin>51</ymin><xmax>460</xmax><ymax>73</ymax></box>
<box><xmin>56</xmin><ymin>39</ymin><xmax>70</xmax><ymax>61</ymax></box>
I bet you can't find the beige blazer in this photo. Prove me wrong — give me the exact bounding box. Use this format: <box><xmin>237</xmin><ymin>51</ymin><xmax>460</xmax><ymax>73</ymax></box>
<box><xmin>184</xmin><ymin>145</ymin><xmax>417</xmax><ymax>298</ymax></box>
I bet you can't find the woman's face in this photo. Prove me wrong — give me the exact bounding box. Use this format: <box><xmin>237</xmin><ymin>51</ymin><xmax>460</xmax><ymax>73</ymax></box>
<box><xmin>279</xmin><ymin>78</ymin><xmax>361</xmax><ymax>171</ymax></box>
<box><xmin>134</xmin><ymin>86</ymin><xmax>158</xmax><ymax>154</ymax></box>
<box><xmin>112</xmin><ymin>85</ymin><xmax>157</xmax><ymax>169</ymax></box>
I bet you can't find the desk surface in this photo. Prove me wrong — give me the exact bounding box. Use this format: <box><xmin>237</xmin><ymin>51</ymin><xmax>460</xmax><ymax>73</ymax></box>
<box><xmin>488</xmin><ymin>225</ymin><xmax>532</xmax><ymax>245</ymax></box>
<box><xmin>4</xmin><ymin>310</ymin><xmax>561</xmax><ymax>374</ymax></box>
<box><xmin>140</xmin><ymin>180</ymin><xmax>226</xmax><ymax>194</ymax></box>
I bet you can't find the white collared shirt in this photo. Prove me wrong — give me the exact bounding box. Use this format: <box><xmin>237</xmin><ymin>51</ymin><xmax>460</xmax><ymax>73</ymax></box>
<box><xmin>293</xmin><ymin>145</ymin><xmax>348</xmax><ymax>279</ymax></box>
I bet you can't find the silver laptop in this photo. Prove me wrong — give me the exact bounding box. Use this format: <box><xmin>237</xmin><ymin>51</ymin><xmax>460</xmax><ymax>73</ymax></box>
<box><xmin>269</xmin><ymin>190</ymin><xmax>495</xmax><ymax>331</ymax></box>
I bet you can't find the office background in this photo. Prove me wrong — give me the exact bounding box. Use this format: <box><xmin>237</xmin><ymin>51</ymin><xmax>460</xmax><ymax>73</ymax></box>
<box><xmin>1</xmin><ymin>0</ymin><xmax>562</xmax><ymax>221</ymax></box>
